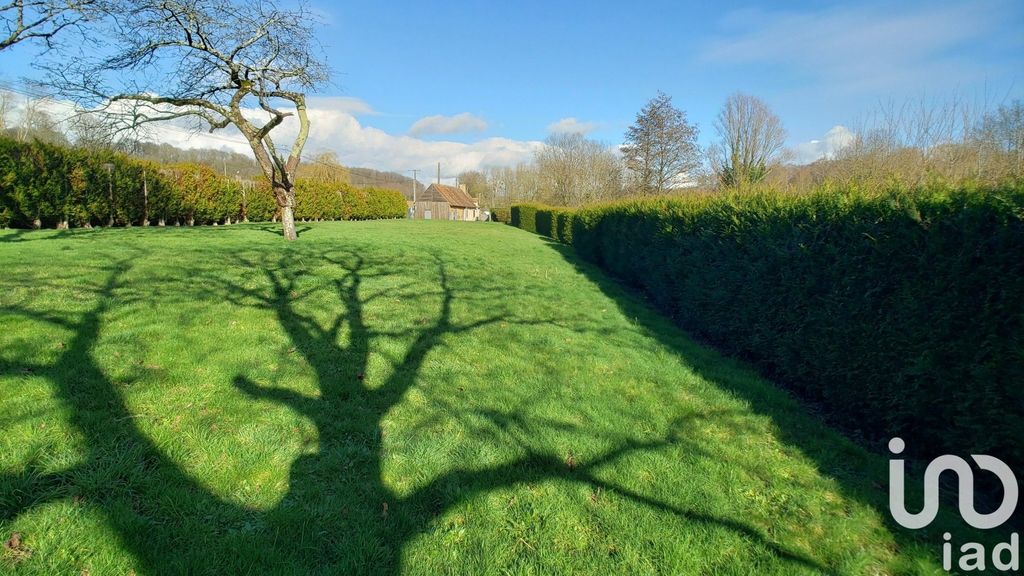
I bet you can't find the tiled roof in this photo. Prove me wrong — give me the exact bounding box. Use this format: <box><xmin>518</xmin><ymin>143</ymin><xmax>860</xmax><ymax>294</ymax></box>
<box><xmin>428</xmin><ymin>184</ymin><xmax>477</xmax><ymax>208</ymax></box>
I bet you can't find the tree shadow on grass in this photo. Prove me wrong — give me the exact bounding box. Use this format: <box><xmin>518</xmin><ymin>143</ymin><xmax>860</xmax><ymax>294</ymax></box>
<box><xmin>249</xmin><ymin>222</ymin><xmax>313</xmax><ymax>238</ymax></box>
<box><xmin>537</xmin><ymin>237</ymin><xmax>1014</xmax><ymax>567</ymax></box>
<box><xmin>1</xmin><ymin>244</ymin><xmax>828</xmax><ymax>573</ymax></box>
<box><xmin>0</xmin><ymin>229</ymin><xmax>76</xmax><ymax>243</ymax></box>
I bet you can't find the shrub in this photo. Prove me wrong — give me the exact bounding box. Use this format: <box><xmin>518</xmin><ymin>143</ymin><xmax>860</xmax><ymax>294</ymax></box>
<box><xmin>491</xmin><ymin>206</ymin><xmax>509</xmax><ymax>223</ymax></box>
<box><xmin>355</xmin><ymin>187</ymin><xmax>407</xmax><ymax>220</ymax></box>
<box><xmin>508</xmin><ymin>186</ymin><xmax>1024</xmax><ymax>470</ymax></box>
<box><xmin>0</xmin><ymin>137</ymin><xmax>407</xmax><ymax>227</ymax></box>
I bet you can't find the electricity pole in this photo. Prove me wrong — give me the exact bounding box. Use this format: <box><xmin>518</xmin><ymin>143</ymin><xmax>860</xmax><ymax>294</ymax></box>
<box><xmin>102</xmin><ymin>162</ymin><xmax>114</xmax><ymax>227</ymax></box>
<box><xmin>409</xmin><ymin>169</ymin><xmax>419</xmax><ymax>219</ymax></box>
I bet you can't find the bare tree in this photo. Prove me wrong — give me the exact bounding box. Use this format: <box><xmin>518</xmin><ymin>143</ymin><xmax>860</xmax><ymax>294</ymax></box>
<box><xmin>14</xmin><ymin>93</ymin><xmax>66</xmax><ymax>144</ymax></box>
<box><xmin>827</xmin><ymin>95</ymin><xmax>997</xmax><ymax>188</ymax></box>
<box><xmin>622</xmin><ymin>91</ymin><xmax>700</xmax><ymax>194</ymax></box>
<box><xmin>486</xmin><ymin>163</ymin><xmax>542</xmax><ymax>207</ymax></box>
<box><xmin>535</xmin><ymin>133</ymin><xmax>622</xmax><ymax>206</ymax></box>
<box><xmin>48</xmin><ymin>0</ymin><xmax>328</xmax><ymax>240</ymax></box>
<box><xmin>299</xmin><ymin>151</ymin><xmax>351</xmax><ymax>185</ymax></box>
<box><xmin>0</xmin><ymin>89</ymin><xmax>10</xmax><ymax>131</ymax></box>
<box><xmin>456</xmin><ymin>170</ymin><xmax>491</xmax><ymax>204</ymax></box>
<box><xmin>712</xmin><ymin>93</ymin><xmax>787</xmax><ymax>189</ymax></box>
<box><xmin>978</xmin><ymin>100</ymin><xmax>1023</xmax><ymax>179</ymax></box>
<box><xmin>0</xmin><ymin>0</ymin><xmax>92</xmax><ymax>50</ymax></box>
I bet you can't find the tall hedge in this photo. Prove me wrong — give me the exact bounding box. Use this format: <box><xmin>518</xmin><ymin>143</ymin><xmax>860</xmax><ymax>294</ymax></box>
<box><xmin>509</xmin><ymin>187</ymin><xmax>1024</xmax><ymax>468</ymax></box>
<box><xmin>0</xmin><ymin>138</ymin><xmax>406</xmax><ymax>227</ymax></box>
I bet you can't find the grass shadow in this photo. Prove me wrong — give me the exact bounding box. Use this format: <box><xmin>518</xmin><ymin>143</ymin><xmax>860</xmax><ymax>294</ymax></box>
<box><xmin>537</xmin><ymin>236</ymin><xmax>1017</xmax><ymax>566</ymax></box>
<box><xmin>1</xmin><ymin>234</ymin><xmax>872</xmax><ymax>573</ymax></box>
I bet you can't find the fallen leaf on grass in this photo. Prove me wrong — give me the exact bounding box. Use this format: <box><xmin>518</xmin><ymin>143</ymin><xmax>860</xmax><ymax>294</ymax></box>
<box><xmin>565</xmin><ymin>452</ymin><xmax>577</xmax><ymax>470</ymax></box>
<box><xmin>3</xmin><ymin>532</ymin><xmax>32</xmax><ymax>562</ymax></box>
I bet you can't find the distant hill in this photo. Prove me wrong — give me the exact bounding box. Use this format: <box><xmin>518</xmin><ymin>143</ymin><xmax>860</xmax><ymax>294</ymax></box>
<box><xmin>348</xmin><ymin>168</ymin><xmax>425</xmax><ymax>199</ymax></box>
<box><xmin>133</xmin><ymin>142</ymin><xmax>262</xmax><ymax>178</ymax></box>
<box><xmin>130</xmin><ymin>143</ymin><xmax>425</xmax><ymax>197</ymax></box>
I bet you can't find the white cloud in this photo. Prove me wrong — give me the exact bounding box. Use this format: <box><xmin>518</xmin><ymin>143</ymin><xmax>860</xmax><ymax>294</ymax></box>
<box><xmin>8</xmin><ymin>92</ymin><xmax>540</xmax><ymax>175</ymax></box>
<box><xmin>546</xmin><ymin>117</ymin><xmax>598</xmax><ymax>135</ymax></box>
<box><xmin>165</xmin><ymin>101</ymin><xmax>536</xmax><ymax>175</ymax></box>
<box><xmin>408</xmin><ymin>112</ymin><xmax>488</xmax><ymax>136</ymax></box>
<box><xmin>700</xmin><ymin>1</ymin><xmax>1010</xmax><ymax>93</ymax></box>
<box><xmin>790</xmin><ymin>125</ymin><xmax>855</xmax><ymax>164</ymax></box>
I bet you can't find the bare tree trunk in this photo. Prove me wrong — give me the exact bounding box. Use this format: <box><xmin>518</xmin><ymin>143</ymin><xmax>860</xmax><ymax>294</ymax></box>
<box><xmin>142</xmin><ymin>170</ymin><xmax>150</xmax><ymax>226</ymax></box>
<box><xmin>275</xmin><ymin>185</ymin><xmax>297</xmax><ymax>241</ymax></box>
<box><xmin>281</xmin><ymin>206</ymin><xmax>296</xmax><ymax>240</ymax></box>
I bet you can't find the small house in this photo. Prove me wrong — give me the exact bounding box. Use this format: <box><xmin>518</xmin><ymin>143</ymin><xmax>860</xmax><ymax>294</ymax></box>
<box><xmin>409</xmin><ymin>184</ymin><xmax>480</xmax><ymax>221</ymax></box>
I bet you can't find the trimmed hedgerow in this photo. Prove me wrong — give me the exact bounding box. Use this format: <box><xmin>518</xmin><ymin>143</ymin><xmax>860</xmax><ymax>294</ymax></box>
<box><xmin>509</xmin><ymin>186</ymin><xmax>1024</xmax><ymax>469</ymax></box>
<box><xmin>490</xmin><ymin>206</ymin><xmax>509</xmax><ymax>223</ymax></box>
<box><xmin>350</xmin><ymin>186</ymin><xmax>407</xmax><ymax>220</ymax></box>
<box><xmin>0</xmin><ymin>137</ymin><xmax>406</xmax><ymax>227</ymax></box>
<box><xmin>508</xmin><ymin>203</ymin><xmax>574</xmax><ymax>242</ymax></box>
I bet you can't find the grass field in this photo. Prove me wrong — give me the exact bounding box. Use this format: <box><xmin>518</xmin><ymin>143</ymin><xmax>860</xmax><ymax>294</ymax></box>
<box><xmin>0</xmin><ymin>221</ymin><xmax>978</xmax><ymax>574</ymax></box>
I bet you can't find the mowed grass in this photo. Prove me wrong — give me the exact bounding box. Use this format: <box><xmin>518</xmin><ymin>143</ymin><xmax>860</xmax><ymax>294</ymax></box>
<box><xmin>0</xmin><ymin>221</ymin><xmax>963</xmax><ymax>574</ymax></box>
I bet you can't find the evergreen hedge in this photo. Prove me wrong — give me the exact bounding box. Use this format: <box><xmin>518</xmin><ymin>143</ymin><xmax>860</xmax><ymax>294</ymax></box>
<box><xmin>509</xmin><ymin>186</ymin><xmax>1024</xmax><ymax>468</ymax></box>
<box><xmin>0</xmin><ymin>138</ymin><xmax>406</xmax><ymax>227</ymax></box>
<box><xmin>491</xmin><ymin>207</ymin><xmax>509</xmax><ymax>223</ymax></box>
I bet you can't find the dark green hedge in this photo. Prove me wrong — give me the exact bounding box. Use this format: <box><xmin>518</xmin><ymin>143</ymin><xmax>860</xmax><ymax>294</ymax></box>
<box><xmin>510</xmin><ymin>203</ymin><xmax>575</xmax><ymax>243</ymax></box>
<box><xmin>510</xmin><ymin>187</ymin><xmax>1024</xmax><ymax>468</ymax></box>
<box><xmin>0</xmin><ymin>138</ymin><xmax>406</xmax><ymax>227</ymax></box>
<box><xmin>491</xmin><ymin>207</ymin><xmax>510</xmax><ymax>223</ymax></box>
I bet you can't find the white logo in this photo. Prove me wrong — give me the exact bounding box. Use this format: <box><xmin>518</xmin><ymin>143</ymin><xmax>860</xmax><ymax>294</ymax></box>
<box><xmin>888</xmin><ymin>437</ymin><xmax>1018</xmax><ymax>530</ymax></box>
<box><xmin>889</xmin><ymin>438</ymin><xmax>1020</xmax><ymax>573</ymax></box>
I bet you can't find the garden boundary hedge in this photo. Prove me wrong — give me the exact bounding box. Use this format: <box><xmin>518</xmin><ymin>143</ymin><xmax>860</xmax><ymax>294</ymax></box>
<box><xmin>0</xmin><ymin>138</ymin><xmax>406</xmax><ymax>228</ymax></box>
<box><xmin>509</xmin><ymin>187</ymin><xmax>1024</xmax><ymax>468</ymax></box>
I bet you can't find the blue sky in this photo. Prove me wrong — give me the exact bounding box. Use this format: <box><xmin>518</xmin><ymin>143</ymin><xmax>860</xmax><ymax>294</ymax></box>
<box><xmin>1</xmin><ymin>0</ymin><xmax>1022</xmax><ymax>177</ymax></box>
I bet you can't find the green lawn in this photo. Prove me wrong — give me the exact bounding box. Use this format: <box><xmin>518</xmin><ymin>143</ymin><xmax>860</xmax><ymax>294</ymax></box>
<box><xmin>0</xmin><ymin>221</ymin><xmax>965</xmax><ymax>574</ymax></box>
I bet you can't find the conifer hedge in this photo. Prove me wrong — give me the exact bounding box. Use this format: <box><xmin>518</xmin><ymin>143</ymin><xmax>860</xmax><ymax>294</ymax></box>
<box><xmin>0</xmin><ymin>138</ymin><xmax>406</xmax><ymax>227</ymax></box>
<box><xmin>509</xmin><ymin>186</ymin><xmax>1024</xmax><ymax>467</ymax></box>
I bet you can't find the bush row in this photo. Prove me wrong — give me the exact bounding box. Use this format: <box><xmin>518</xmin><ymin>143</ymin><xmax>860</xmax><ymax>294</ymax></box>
<box><xmin>509</xmin><ymin>186</ymin><xmax>1024</xmax><ymax>468</ymax></box>
<box><xmin>0</xmin><ymin>138</ymin><xmax>406</xmax><ymax>228</ymax></box>
<box><xmin>291</xmin><ymin>181</ymin><xmax>406</xmax><ymax>221</ymax></box>
<box><xmin>490</xmin><ymin>206</ymin><xmax>510</xmax><ymax>223</ymax></box>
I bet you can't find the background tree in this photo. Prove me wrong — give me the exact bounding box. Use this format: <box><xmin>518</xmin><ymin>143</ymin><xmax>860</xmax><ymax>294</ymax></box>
<box><xmin>712</xmin><ymin>92</ymin><xmax>787</xmax><ymax>189</ymax></box>
<box><xmin>621</xmin><ymin>91</ymin><xmax>700</xmax><ymax>194</ymax></box>
<box><xmin>456</xmin><ymin>170</ymin><xmax>489</xmax><ymax>200</ymax></box>
<box><xmin>535</xmin><ymin>132</ymin><xmax>622</xmax><ymax>206</ymax></box>
<box><xmin>13</xmin><ymin>94</ymin><xmax>67</xmax><ymax>145</ymax></box>
<box><xmin>977</xmin><ymin>100</ymin><xmax>1023</xmax><ymax>179</ymax></box>
<box><xmin>67</xmin><ymin>110</ymin><xmax>123</xmax><ymax>150</ymax></box>
<box><xmin>298</xmin><ymin>151</ymin><xmax>351</xmax><ymax>186</ymax></box>
<box><xmin>48</xmin><ymin>0</ymin><xmax>329</xmax><ymax>240</ymax></box>
<box><xmin>0</xmin><ymin>0</ymin><xmax>92</xmax><ymax>50</ymax></box>
<box><xmin>485</xmin><ymin>163</ymin><xmax>542</xmax><ymax>208</ymax></box>
<box><xmin>0</xmin><ymin>89</ymin><xmax>10</xmax><ymax>131</ymax></box>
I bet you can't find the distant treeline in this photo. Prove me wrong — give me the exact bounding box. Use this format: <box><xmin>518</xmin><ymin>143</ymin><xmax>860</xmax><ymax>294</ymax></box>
<box><xmin>0</xmin><ymin>138</ymin><xmax>406</xmax><ymax>228</ymax></box>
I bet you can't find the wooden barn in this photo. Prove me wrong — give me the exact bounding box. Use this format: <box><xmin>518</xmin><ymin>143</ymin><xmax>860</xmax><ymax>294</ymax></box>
<box><xmin>409</xmin><ymin>184</ymin><xmax>480</xmax><ymax>221</ymax></box>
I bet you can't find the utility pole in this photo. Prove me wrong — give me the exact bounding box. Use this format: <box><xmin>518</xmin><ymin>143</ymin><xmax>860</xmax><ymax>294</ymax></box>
<box><xmin>142</xmin><ymin>169</ymin><xmax>149</xmax><ymax>226</ymax></box>
<box><xmin>437</xmin><ymin>162</ymin><xmax>441</xmax><ymax>185</ymax></box>
<box><xmin>102</xmin><ymin>162</ymin><xmax>114</xmax><ymax>227</ymax></box>
<box><xmin>409</xmin><ymin>169</ymin><xmax>419</xmax><ymax>219</ymax></box>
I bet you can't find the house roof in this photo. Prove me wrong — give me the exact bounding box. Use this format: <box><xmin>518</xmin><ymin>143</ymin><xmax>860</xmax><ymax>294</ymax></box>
<box><xmin>427</xmin><ymin>184</ymin><xmax>477</xmax><ymax>208</ymax></box>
